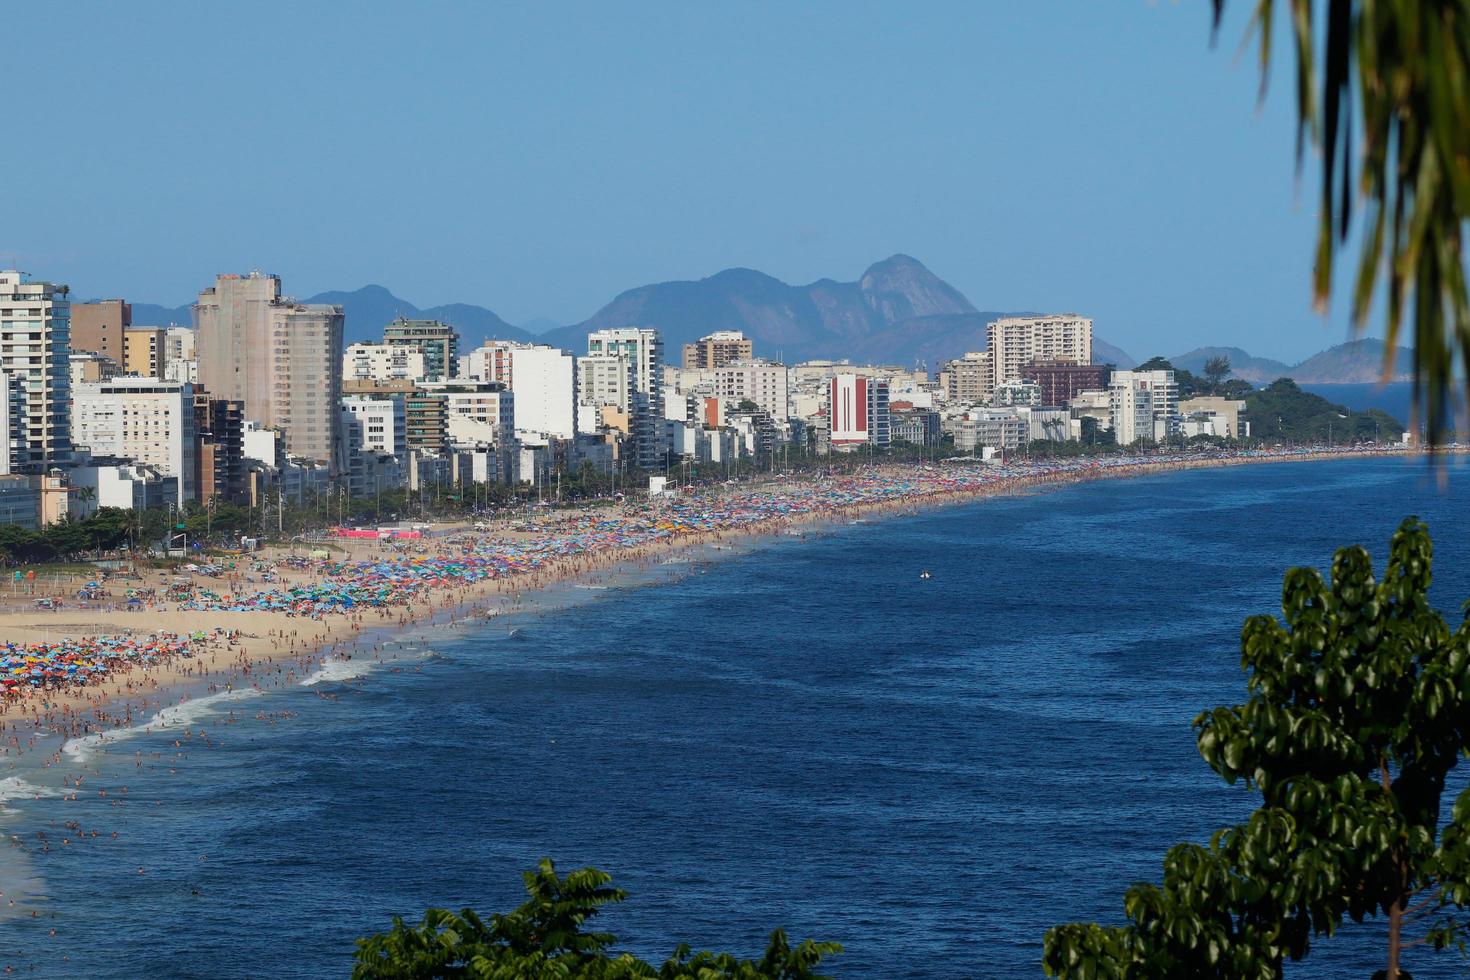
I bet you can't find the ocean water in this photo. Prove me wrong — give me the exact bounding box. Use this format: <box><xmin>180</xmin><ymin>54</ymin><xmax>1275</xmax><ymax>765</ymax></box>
<box><xmin>2</xmin><ymin>456</ymin><xmax>1469</xmax><ymax>978</ymax></box>
<box><xmin>1299</xmin><ymin>382</ymin><xmax>1415</xmax><ymax>425</ymax></box>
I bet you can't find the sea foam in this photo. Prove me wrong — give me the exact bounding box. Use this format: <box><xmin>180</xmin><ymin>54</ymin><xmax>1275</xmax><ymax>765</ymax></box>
<box><xmin>62</xmin><ymin>688</ymin><xmax>262</xmax><ymax>764</ymax></box>
<box><xmin>0</xmin><ymin>776</ymin><xmax>61</xmax><ymax>806</ymax></box>
<box><xmin>300</xmin><ymin>659</ymin><xmax>372</xmax><ymax>686</ymax></box>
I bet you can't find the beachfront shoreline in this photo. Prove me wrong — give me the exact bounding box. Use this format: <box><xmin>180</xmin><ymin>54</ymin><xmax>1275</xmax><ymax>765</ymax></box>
<box><xmin>0</xmin><ymin>445</ymin><xmax>1436</xmax><ymax>763</ymax></box>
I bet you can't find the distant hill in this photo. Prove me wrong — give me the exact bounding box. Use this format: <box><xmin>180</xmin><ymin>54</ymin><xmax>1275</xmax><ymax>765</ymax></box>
<box><xmin>1289</xmin><ymin>339</ymin><xmax>1413</xmax><ymax>383</ymax></box>
<box><xmin>541</xmin><ymin>254</ymin><xmax>1030</xmax><ymax>367</ymax></box>
<box><xmin>129</xmin><ymin>261</ymin><xmax>1422</xmax><ymax>379</ymax></box>
<box><xmin>130</xmin><ymin>302</ymin><xmax>193</xmax><ymax>327</ymax></box>
<box><xmin>1170</xmin><ymin>346</ymin><xmax>1292</xmax><ymax>383</ymax></box>
<box><xmin>1167</xmin><ymin>339</ymin><xmax>1412</xmax><ymax>385</ymax></box>
<box><xmin>128</xmin><ymin>286</ymin><xmax>536</xmax><ymax>347</ymax></box>
<box><xmin>1092</xmin><ymin>338</ymin><xmax>1136</xmax><ymax>369</ymax></box>
<box><xmin>304</xmin><ymin>286</ymin><xmax>534</xmax><ymax>346</ymax></box>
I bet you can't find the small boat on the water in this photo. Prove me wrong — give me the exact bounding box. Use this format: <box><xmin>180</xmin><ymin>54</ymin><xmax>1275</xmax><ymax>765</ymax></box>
<box><xmin>919</xmin><ymin>570</ymin><xmax>932</xmax><ymax>580</ymax></box>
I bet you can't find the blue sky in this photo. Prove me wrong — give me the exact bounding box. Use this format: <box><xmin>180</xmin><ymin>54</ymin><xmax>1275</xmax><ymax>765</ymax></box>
<box><xmin>4</xmin><ymin>1</ymin><xmax>1366</xmax><ymax>362</ymax></box>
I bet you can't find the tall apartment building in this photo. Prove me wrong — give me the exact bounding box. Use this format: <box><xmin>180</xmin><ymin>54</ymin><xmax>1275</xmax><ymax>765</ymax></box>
<box><xmin>342</xmin><ymin>395</ymin><xmax>406</xmax><ymax>456</ymax></box>
<box><xmin>383</xmin><ymin>319</ymin><xmax>457</xmax><ymax>380</ymax></box>
<box><xmin>829</xmin><ymin>374</ymin><xmax>891</xmax><ymax>448</ymax></box>
<box><xmin>193</xmin><ymin>395</ymin><xmax>246</xmax><ymax>504</ymax></box>
<box><xmin>72</xmin><ymin>377</ymin><xmax>197</xmax><ymax>503</ymax></box>
<box><xmin>164</xmin><ymin>326</ymin><xmax>197</xmax><ymax>383</ymax></box>
<box><xmin>577</xmin><ymin>353</ymin><xmax>634</xmax><ymax>413</ymax></box>
<box><xmin>713</xmin><ymin>360</ymin><xmax>788</xmax><ymax>418</ymax></box>
<box><xmin>987</xmin><ymin>315</ymin><xmax>1093</xmax><ymax>387</ymax></box>
<box><xmin>682</xmin><ymin>330</ymin><xmax>752</xmax><ymax>370</ymax></box>
<box><xmin>193</xmin><ymin>272</ymin><xmax>343</xmax><ymax>468</ymax></box>
<box><xmin>507</xmin><ymin>346</ymin><xmax>575</xmax><ymax>439</ymax></box>
<box><xmin>1108</xmin><ymin>369</ymin><xmax>1179</xmax><ymax>444</ymax></box>
<box><xmin>459</xmin><ymin>341</ymin><xmax>576</xmax><ymax>438</ymax></box>
<box><xmin>588</xmin><ymin>328</ymin><xmax>664</xmax><ymax>468</ymax></box>
<box><xmin>123</xmin><ymin>327</ymin><xmax>167</xmax><ymax>378</ymax></box>
<box><xmin>944</xmin><ymin>351</ymin><xmax>994</xmax><ymax>404</ymax></box>
<box><xmin>0</xmin><ymin>271</ymin><xmax>74</xmax><ymax>470</ymax></box>
<box><xmin>71</xmin><ymin>299</ymin><xmax>130</xmax><ymax>363</ymax></box>
<box><xmin>0</xmin><ymin>372</ymin><xmax>23</xmax><ymax>475</ymax></box>
<box><xmin>458</xmin><ymin>340</ymin><xmax>516</xmax><ymax>385</ymax></box>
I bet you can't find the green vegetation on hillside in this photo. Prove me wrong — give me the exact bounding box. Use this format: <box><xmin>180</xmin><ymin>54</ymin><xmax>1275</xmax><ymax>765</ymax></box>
<box><xmin>1245</xmin><ymin>378</ymin><xmax>1404</xmax><ymax>444</ymax></box>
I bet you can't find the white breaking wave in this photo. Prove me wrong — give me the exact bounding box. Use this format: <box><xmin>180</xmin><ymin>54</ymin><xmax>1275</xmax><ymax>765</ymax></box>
<box><xmin>300</xmin><ymin>659</ymin><xmax>372</xmax><ymax>686</ymax></box>
<box><xmin>62</xmin><ymin>688</ymin><xmax>262</xmax><ymax>764</ymax></box>
<box><xmin>0</xmin><ymin>776</ymin><xmax>61</xmax><ymax>810</ymax></box>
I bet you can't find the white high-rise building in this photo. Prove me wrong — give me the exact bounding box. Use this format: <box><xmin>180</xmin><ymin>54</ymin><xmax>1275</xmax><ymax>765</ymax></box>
<box><xmin>459</xmin><ymin>342</ymin><xmax>575</xmax><ymax>439</ymax></box>
<box><xmin>829</xmin><ymin>374</ymin><xmax>890</xmax><ymax>448</ymax></box>
<box><xmin>341</xmin><ymin>395</ymin><xmax>406</xmax><ymax>455</ymax></box>
<box><xmin>72</xmin><ymin>377</ymin><xmax>197</xmax><ymax>503</ymax></box>
<box><xmin>0</xmin><ymin>271</ymin><xmax>74</xmax><ymax>469</ymax></box>
<box><xmin>587</xmin><ymin>328</ymin><xmax>664</xmax><ymax>468</ymax></box>
<box><xmin>1108</xmin><ymin>369</ymin><xmax>1178</xmax><ymax>444</ymax></box>
<box><xmin>713</xmin><ymin>360</ymin><xmax>789</xmax><ymax>418</ymax></box>
<box><xmin>577</xmin><ymin>353</ymin><xmax>635</xmax><ymax>412</ymax></box>
<box><xmin>163</xmin><ymin>325</ymin><xmax>196</xmax><ymax>383</ymax></box>
<box><xmin>987</xmin><ymin>315</ymin><xmax>1093</xmax><ymax>387</ymax></box>
<box><xmin>505</xmin><ymin>346</ymin><xmax>575</xmax><ymax>439</ymax></box>
<box><xmin>164</xmin><ymin>325</ymin><xmax>194</xmax><ymax>360</ymax></box>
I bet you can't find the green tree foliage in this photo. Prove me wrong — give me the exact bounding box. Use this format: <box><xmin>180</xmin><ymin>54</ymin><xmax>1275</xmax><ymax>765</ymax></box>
<box><xmin>1246</xmin><ymin>378</ymin><xmax>1403</xmax><ymax>442</ymax></box>
<box><xmin>1204</xmin><ymin>356</ymin><xmax>1233</xmax><ymax>387</ymax></box>
<box><xmin>1212</xmin><ymin>0</ymin><xmax>1470</xmax><ymax>443</ymax></box>
<box><xmin>352</xmin><ymin>860</ymin><xmax>841</xmax><ymax>980</ymax></box>
<box><xmin>1044</xmin><ymin>519</ymin><xmax>1470</xmax><ymax>979</ymax></box>
<box><xmin>0</xmin><ymin>507</ymin><xmax>134</xmax><ymax>563</ymax></box>
<box><xmin>1137</xmin><ymin>357</ymin><xmax>1206</xmax><ymax>399</ymax></box>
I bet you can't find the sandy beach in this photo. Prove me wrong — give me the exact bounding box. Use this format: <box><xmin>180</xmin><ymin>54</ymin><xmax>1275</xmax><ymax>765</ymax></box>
<box><xmin>0</xmin><ymin>445</ymin><xmax>1426</xmax><ymax>764</ymax></box>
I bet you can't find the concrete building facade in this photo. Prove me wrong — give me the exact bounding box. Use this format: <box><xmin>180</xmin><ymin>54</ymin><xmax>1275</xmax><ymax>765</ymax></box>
<box><xmin>383</xmin><ymin>319</ymin><xmax>457</xmax><ymax>380</ymax></box>
<box><xmin>344</xmin><ymin>343</ymin><xmax>426</xmax><ymax>382</ymax></box>
<box><xmin>987</xmin><ymin>315</ymin><xmax>1093</xmax><ymax>386</ymax></box>
<box><xmin>0</xmin><ymin>271</ymin><xmax>74</xmax><ymax>470</ymax></box>
<box><xmin>123</xmin><ymin>326</ymin><xmax>167</xmax><ymax>378</ymax></box>
<box><xmin>682</xmin><ymin>331</ymin><xmax>752</xmax><ymax>370</ymax></box>
<box><xmin>1021</xmin><ymin>361</ymin><xmax>1109</xmax><ymax>407</ymax></box>
<box><xmin>829</xmin><ymin>374</ymin><xmax>891</xmax><ymax>448</ymax></box>
<box><xmin>713</xmin><ymin>360</ymin><xmax>788</xmax><ymax>419</ymax></box>
<box><xmin>71</xmin><ymin>299</ymin><xmax>130</xmax><ymax>363</ymax></box>
<box><xmin>588</xmin><ymin>328</ymin><xmax>664</xmax><ymax>468</ymax></box>
<box><xmin>193</xmin><ymin>272</ymin><xmax>343</xmax><ymax>468</ymax></box>
<box><xmin>1108</xmin><ymin>369</ymin><xmax>1180</xmax><ymax>443</ymax></box>
<box><xmin>944</xmin><ymin>351</ymin><xmax>994</xmax><ymax>405</ymax></box>
<box><xmin>72</xmin><ymin>377</ymin><xmax>197</xmax><ymax>503</ymax></box>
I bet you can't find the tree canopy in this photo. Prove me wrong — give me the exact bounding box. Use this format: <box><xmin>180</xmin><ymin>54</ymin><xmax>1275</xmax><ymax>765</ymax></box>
<box><xmin>1245</xmin><ymin>377</ymin><xmax>1404</xmax><ymax>442</ymax></box>
<box><xmin>1044</xmin><ymin>518</ymin><xmax>1470</xmax><ymax>979</ymax></box>
<box><xmin>352</xmin><ymin>860</ymin><xmax>841</xmax><ymax>980</ymax></box>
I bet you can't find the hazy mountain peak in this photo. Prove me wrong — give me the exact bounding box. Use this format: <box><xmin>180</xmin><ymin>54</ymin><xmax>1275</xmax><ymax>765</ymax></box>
<box><xmin>858</xmin><ymin>254</ymin><xmax>976</xmax><ymax>323</ymax></box>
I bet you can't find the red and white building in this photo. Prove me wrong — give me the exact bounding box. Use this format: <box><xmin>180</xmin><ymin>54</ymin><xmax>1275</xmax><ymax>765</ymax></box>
<box><xmin>828</xmin><ymin>373</ymin><xmax>890</xmax><ymax>448</ymax></box>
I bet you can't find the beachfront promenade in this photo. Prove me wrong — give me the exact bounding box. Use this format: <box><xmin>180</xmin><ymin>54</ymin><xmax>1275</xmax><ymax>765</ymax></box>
<box><xmin>0</xmin><ymin>445</ymin><xmax>1415</xmax><ymax>749</ymax></box>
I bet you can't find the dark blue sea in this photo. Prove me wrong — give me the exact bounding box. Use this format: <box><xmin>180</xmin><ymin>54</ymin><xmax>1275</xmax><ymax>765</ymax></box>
<box><xmin>1299</xmin><ymin>382</ymin><xmax>1415</xmax><ymax>426</ymax></box>
<box><xmin>2</xmin><ymin>456</ymin><xmax>1468</xmax><ymax>978</ymax></box>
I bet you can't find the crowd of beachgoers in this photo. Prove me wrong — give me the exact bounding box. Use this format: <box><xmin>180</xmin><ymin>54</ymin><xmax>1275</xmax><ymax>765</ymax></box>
<box><xmin>0</xmin><ymin>444</ymin><xmax>1413</xmax><ymax>724</ymax></box>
